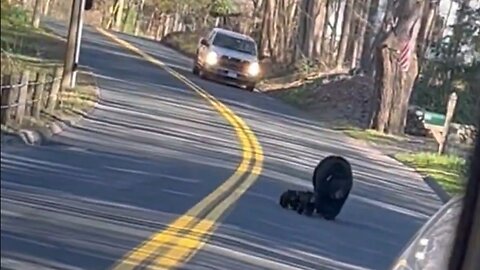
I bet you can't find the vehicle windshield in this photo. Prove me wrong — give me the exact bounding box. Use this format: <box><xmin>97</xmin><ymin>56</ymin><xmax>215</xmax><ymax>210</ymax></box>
<box><xmin>212</xmin><ymin>32</ymin><xmax>257</xmax><ymax>56</ymax></box>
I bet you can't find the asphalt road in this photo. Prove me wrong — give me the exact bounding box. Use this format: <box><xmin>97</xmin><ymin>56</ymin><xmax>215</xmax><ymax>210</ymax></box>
<box><xmin>1</xmin><ymin>22</ymin><xmax>443</xmax><ymax>270</ymax></box>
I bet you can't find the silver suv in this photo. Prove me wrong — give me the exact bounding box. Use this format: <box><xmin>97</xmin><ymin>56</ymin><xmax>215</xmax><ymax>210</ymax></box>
<box><xmin>193</xmin><ymin>28</ymin><xmax>261</xmax><ymax>91</ymax></box>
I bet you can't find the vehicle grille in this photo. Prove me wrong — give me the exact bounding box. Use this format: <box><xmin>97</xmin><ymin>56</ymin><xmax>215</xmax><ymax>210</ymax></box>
<box><xmin>219</xmin><ymin>56</ymin><xmax>249</xmax><ymax>71</ymax></box>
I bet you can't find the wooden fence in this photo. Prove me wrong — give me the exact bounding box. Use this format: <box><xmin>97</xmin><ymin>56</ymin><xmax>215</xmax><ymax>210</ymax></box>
<box><xmin>0</xmin><ymin>67</ymin><xmax>63</xmax><ymax>127</ymax></box>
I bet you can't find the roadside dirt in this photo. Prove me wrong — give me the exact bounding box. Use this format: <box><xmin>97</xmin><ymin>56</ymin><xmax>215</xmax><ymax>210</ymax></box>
<box><xmin>267</xmin><ymin>74</ymin><xmax>375</xmax><ymax>129</ymax></box>
<box><xmin>264</xmin><ymin>74</ymin><xmax>474</xmax><ymax>159</ymax></box>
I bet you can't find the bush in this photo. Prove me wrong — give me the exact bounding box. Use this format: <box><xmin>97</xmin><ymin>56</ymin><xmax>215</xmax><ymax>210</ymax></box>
<box><xmin>412</xmin><ymin>61</ymin><xmax>480</xmax><ymax>127</ymax></box>
<box><xmin>1</xmin><ymin>1</ymin><xmax>29</xmax><ymax>28</ymax></box>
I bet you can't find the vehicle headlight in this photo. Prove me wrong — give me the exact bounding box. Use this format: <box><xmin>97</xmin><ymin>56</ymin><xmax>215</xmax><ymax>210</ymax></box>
<box><xmin>205</xmin><ymin>51</ymin><xmax>218</xmax><ymax>66</ymax></box>
<box><xmin>247</xmin><ymin>62</ymin><xmax>260</xmax><ymax>76</ymax></box>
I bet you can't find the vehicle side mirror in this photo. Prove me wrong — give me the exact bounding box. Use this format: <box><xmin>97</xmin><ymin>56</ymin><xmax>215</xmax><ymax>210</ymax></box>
<box><xmin>200</xmin><ymin>38</ymin><xmax>209</xmax><ymax>47</ymax></box>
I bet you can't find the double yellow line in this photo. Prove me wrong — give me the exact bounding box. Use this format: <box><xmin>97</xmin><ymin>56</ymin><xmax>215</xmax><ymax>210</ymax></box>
<box><xmin>96</xmin><ymin>28</ymin><xmax>264</xmax><ymax>270</ymax></box>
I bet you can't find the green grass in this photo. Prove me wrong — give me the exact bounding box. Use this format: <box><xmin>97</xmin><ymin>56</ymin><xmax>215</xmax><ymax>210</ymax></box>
<box><xmin>1</xmin><ymin>3</ymin><xmax>97</xmax><ymax>133</ymax></box>
<box><xmin>395</xmin><ymin>152</ymin><xmax>467</xmax><ymax>195</ymax></box>
<box><xmin>1</xmin><ymin>2</ymin><xmax>65</xmax><ymax>73</ymax></box>
<box><xmin>58</xmin><ymin>73</ymin><xmax>98</xmax><ymax>115</ymax></box>
<box><xmin>342</xmin><ymin>128</ymin><xmax>407</xmax><ymax>145</ymax></box>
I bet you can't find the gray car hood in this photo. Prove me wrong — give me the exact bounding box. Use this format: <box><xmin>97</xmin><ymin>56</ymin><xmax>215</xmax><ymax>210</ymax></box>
<box><xmin>210</xmin><ymin>45</ymin><xmax>258</xmax><ymax>62</ymax></box>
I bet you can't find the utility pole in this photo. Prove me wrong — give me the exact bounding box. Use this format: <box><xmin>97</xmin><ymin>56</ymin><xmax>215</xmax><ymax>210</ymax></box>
<box><xmin>71</xmin><ymin>0</ymin><xmax>86</xmax><ymax>87</ymax></box>
<box><xmin>60</xmin><ymin>0</ymin><xmax>85</xmax><ymax>91</ymax></box>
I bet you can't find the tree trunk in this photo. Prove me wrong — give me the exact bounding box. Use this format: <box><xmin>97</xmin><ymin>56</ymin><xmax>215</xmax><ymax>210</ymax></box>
<box><xmin>297</xmin><ymin>0</ymin><xmax>327</xmax><ymax>62</ymax></box>
<box><xmin>259</xmin><ymin>0</ymin><xmax>275</xmax><ymax>58</ymax></box>
<box><xmin>370</xmin><ymin>47</ymin><xmax>394</xmax><ymax>132</ymax></box>
<box><xmin>114</xmin><ymin>0</ymin><xmax>125</xmax><ymax>31</ymax></box>
<box><xmin>32</xmin><ymin>0</ymin><xmax>43</xmax><ymax>28</ymax></box>
<box><xmin>155</xmin><ymin>19</ymin><xmax>164</xmax><ymax>40</ymax></box>
<box><xmin>267</xmin><ymin>4</ymin><xmax>279</xmax><ymax>60</ymax></box>
<box><xmin>320</xmin><ymin>0</ymin><xmax>331</xmax><ymax>61</ymax></box>
<box><xmin>336</xmin><ymin>0</ymin><xmax>355</xmax><ymax>68</ymax></box>
<box><xmin>329</xmin><ymin>0</ymin><xmax>342</xmax><ymax>64</ymax></box>
<box><xmin>286</xmin><ymin>0</ymin><xmax>300</xmax><ymax>64</ymax></box>
<box><xmin>251</xmin><ymin>0</ymin><xmax>264</xmax><ymax>33</ymax></box>
<box><xmin>351</xmin><ymin>0</ymin><xmax>372</xmax><ymax>69</ymax></box>
<box><xmin>122</xmin><ymin>2</ymin><xmax>134</xmax><ymax>33</ymax></box>
<box><xmin>370</xmin><ymin>0</ymin><xmax>424</xmax><ymax>134</ymax></box>
<box><xmin>345</xmin><ymin>1</ymin><xmax>362</xmax><ymax>68</ymax></box>
<box><xmin>146</xmin><ymin>11</ymin><xmax>156</xmax><ymax>36</ymax></box>
<box><xmin>417</xmin><ymin>1</ymin><xmax>439</xmax><ymax>63</ymax></box>
<box><xmin>106</xmin><ymin>1</ymin><xmax>120</xmax><ymax>29</ymax></box>
<box><xmin>296</xmin><ymin>0</ymin><xmax>308</xmax><ymax>59</ymax></box>
<box><xmin>162</xmin><ymin>14</ymin><xmax>171</xmax><ymax>38</ymax></box>
<box><xmin>134</xmin><ymin>0</ymin><xmax>145</xmax><ymax>36</ymax></box>
<box><xmin>43</xmin><ymin>0</ymin><xmax>51</xmax><ymax>15</ymax></box>
<box><xmin>359</xmin><ymin>0</ymin><xmax>380</xmax><ymax>73</ymax></box>
<box><xmin>277</xmin><ymin>0</ymin><xmax>287</xmax><ymax>63</ymax></box>
<box><xmin>312</xmin><ymin>0</ymin><xmax>328</xmax><ymax>62</ymax></box>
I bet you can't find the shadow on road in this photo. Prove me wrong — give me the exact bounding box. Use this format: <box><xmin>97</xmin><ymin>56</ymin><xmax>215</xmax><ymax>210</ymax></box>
<box><xmin>1</xmin><ymin>25</ymin><xmax>445</xmax><ymax>270</ymax></box>
<box><xmin>95</xmin><ymin>31</ymin><xmax>444</xmax><ymax>270</ymax></box>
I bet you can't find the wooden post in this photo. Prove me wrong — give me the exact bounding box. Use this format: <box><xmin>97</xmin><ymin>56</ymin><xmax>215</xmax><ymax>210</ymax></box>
<box><xmin>438</xmin><ymin>92</ymin><xmax>458</xmax><ymax>154</ymax></box>
<box><xmin>5</xmin><ymin>75</ymin><xmax>19</xmax><ymax>125</ymax></box>
<box><xmin>1</xmin><ymin>75</ymin><xmax>12</xmax><ymax>125</ymax></box>
<box><xmin>15</xmin><ymin>71</ymin><xmax>30</xmax><ymax>125</ymax></box>
<box><xmin>32</xmin><ymin>72</ymin><xmax>46</xmax><ymax>119</ymax></box>
<box><xmin>48</xmin><ymin>67</ymin><xmax>63</xmax><ymax>113</ymax></box>
<box><xmin>25</xmin><ymin>75</ymin><xmax>35</xmax><ymax>117</ymax></box>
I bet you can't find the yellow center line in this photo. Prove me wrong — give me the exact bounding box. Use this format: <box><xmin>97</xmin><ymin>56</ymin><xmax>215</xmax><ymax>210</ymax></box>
<box><xmin>95</xmin><ymin>28</ymin><xmax>264</xmax><ymax>270</ymax></box>
<box><xmin>150</xmin><ymin>110</ymin><xmax>263</xmax><ymax>269</ymax></box>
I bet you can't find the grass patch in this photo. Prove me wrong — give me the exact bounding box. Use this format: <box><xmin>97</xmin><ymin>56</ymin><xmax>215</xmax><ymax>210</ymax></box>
<box><xmin>342</xmin><ymin>128</ymin><xmax>406</xmax><ymax>145</ymax></box>
<box><xmin>53</xmin><ymin>72</ymin><xmax>98</xmax><ymax>118</ymax></box>
<box><xmin>1</xmin><ymin>1</ymin><xmax>65</xmax><ymax>73</ymax></box>
<box><xmin>395</xmin><ymin>152</ymin><xmax>466</xmax><ymax>195</ymax></box>
<box><xmin>1</xmin><ymin>3</ymin><xmax>97</xmax><ymax>134</ymax></box>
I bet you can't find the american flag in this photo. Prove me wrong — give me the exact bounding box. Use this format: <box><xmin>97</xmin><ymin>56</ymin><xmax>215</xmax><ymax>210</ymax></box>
<box><xmin>397</xmin><ymin>18</ymin><xmax>420</xmax><ymax>72</ymax></box>
<box><xmin>398</xmin><ymin>39</ymin><xmax>414</xmax><ymax>71</ymax></box>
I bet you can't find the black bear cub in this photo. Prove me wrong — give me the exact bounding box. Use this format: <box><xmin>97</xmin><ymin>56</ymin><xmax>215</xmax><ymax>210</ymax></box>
<box><xmin>279</xmin><ymin>155</ymin><xmax>353</xmax><ymax>221</ymax></box>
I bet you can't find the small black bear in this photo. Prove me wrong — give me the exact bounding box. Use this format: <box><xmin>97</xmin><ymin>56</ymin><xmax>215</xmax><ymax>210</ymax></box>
<box><xmin>279</xmin><ymin>155</ymin><xmax>353</xmax><ymax>220</ymax></box>
<box><xmin>279</xmin><ymin>190</ymin><xmax>316</xmax><ymax>216</ymax></box>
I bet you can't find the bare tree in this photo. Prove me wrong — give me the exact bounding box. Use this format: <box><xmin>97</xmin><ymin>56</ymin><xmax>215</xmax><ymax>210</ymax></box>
<box><xmin>258</xmin><ymin>0</ymin><xmax>276</xmax><ymax>58</ymax></box>
<box><xmin>359</xmin><ymin>0</ymin><xmax>380</xmax><ymax>73</ymax></box>
<box><xmin>114</xmin><ymin>0</ymin><xmax>125</xmax><ymax>31</ymax></box>
<box><xmin>350</xmin><ymin>0</ymin><xmax>371</xmax><ymax>69</ymax></box>
<box><xmin>134</xmin><ymin>0</ymin><xmax>145</xmax><ymax>35</ymax></box>
<box><xmin>32</xmin><ymin>0</ymin><xmax>43</xmax><ymax>28</ymax></box>
<box><xmin>336</xmin><ymin>0</ymin><xmax>356</xmax><ymax>68</ymax></box>
<box><xmin>329</xmin><ymin>0</ymin><xmax>342</xmax><ymax>64</ymax></box>
<box><xmin>417</xmin><ymin>0</ymin><xmax>440</xmax><ymax>63</ymax></box>
<box><xmin>297</xmin><ymin>0</ymin><xmax>328</xmax><ymax>60</ymax></box>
